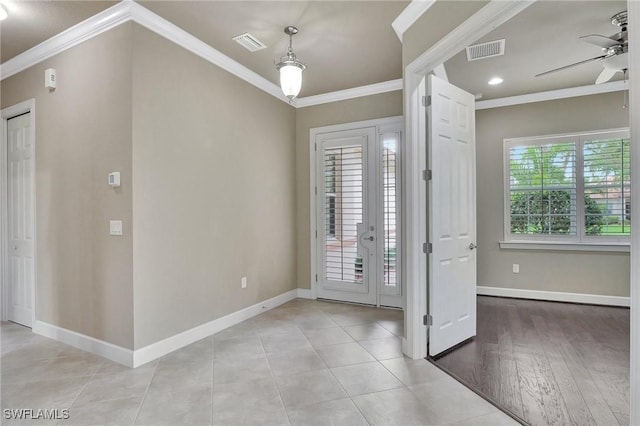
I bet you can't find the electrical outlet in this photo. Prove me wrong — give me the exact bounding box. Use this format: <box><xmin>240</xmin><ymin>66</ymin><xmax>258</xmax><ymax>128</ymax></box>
<box><xmin>241</xmin><ymin>277</ymin><xmax>247</xmax><ymax>288</ymax></box>
<box><xmin>512</xmin><ymin>264</ymin><xmax>520</xmax><ymax>274</ymax></box>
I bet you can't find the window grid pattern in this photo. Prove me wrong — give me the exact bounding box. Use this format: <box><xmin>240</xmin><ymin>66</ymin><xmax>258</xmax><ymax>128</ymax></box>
<box><xmin>505</xmin><ymin>130</ymin><xmax>631</xmax><ymax>242</ymax></box>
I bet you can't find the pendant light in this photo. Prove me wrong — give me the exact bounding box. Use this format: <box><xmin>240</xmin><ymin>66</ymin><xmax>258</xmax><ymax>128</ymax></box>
<box><xmin>275</xmin><ymin>26</ymin><xmax>306</xmax><ymax>102</ymax></box>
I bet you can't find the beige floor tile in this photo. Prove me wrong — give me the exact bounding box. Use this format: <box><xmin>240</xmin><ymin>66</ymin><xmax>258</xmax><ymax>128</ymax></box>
<box><xmin>302</xmin><ymin>327</ymin><xmax>355</xmax><ymax>347</ymax></box>
<box><xmin>266</xmin><ymin>347</ymin><xmax>326</xmax><ymax>375</ymax></box>
<box><xmin>352</xmin><ymin>387</ymin><xmax>445</xmax><ymax>426</ymax></box>
<box><xmin>213</xmin><ymin>354</ymin><xmax>271</xmax><ymax>385</ymax></box>
<box><xmin>343</xmin><ymin>324</ymin><xmax>394</xmax><ymax>341</ymax></box>
<box><xmin>62</xmin><ymin>397</ymin><xmax>141</xmax><ymax>426</ymax></box>
<box><xmin>212</xmin><ymin>377</ymin><xmax>288</xmax><ymax>426</ymax></box>
<box><xmin>274</xmin><ymin>369</ymin><xmax>346</xmax><ymax>408</ymax></box>
<box><xmin>315</xmin><ymin>342</ymin><xmax>375</xmax><ymax>368</ymax></box>
<box><xmin>287</xmin><ymin>397</ymin><xmax>368</xmax><ymax>426</ymax></box>
<box><xmin>358</xmin><ymin>337</ymin><xmax>403</xmax><ymax>361</ymax></box>
<box><xmin>331</xmin><ymin>362</ymin><xmax>403</xmax><ymax>396</ymax></box>
<box><xmin>380</xmin><ymin>357</ymin><xmax>450</xmax><ymax>386</ymax></box>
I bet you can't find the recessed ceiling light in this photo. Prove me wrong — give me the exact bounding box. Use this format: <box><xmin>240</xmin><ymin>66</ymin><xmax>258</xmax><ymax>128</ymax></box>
<box><xmin>0</xmin><ymin>4</ymin><xmax>8</xmax><ymax>21</ymax></box>
<box><xmin>488</xmin><ymin>77</ymin><xmax>503</xmax><ymax>85</ymax></box>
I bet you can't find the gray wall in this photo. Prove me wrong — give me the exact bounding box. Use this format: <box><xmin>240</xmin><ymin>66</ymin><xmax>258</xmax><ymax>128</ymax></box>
<box><xmin>477</xmin><ymin>92</ymin><xmax>630</xmax><ymax>296</ymax></box>
<box><xmin>1</xmin><ymin>24</ymin><xmax>134</xmax><ymax>348</ymax></box>
<box><xmin>131</xmin><ymin>25</ymin><xmax>297</xmax><ymax>348</ymax></box>
<box><xmin>295</xmin><ymin>91</ymin><xmax>403</xmax><ymax>290</ymax></box>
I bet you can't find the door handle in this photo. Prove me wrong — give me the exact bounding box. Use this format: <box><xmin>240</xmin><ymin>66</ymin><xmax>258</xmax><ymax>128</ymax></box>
<box><xmin>366</xmin><ymin>236</ymin><xmax>374</xmax><ymax>241</ymax></box>
<box><xmin>468</xmin><ymin>243</ymin><xmax>477</xmax><ymax>250</ymax></box>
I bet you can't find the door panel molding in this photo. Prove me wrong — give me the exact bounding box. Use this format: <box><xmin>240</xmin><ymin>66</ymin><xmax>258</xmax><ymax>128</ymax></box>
<box><xmin>1</xmin><ymin>99</ymin><xmax>36</xmax><ymax>326</ymax></box>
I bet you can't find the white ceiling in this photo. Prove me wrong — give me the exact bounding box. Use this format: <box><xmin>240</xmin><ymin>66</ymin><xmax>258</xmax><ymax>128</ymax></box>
<box><xmin>0</xmin><ymin>1</ymin><xmax>629</xmax><ymax>100</ymax></box>
<box><xmin>0</xmin><ymin>1</ymin><xmax>117</xmax><ymax>63</ymax></box>
<box><xmin>445</xmin><ymin>0</ymin><xmax>628</xmax><ymax>100</ymax></box>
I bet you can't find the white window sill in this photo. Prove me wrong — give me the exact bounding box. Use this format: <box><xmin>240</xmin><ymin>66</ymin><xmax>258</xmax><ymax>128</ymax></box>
<box><xmin>499</xmin><ymin>240</ymin><xmax>630</xmax><ymax>252</ymax></box>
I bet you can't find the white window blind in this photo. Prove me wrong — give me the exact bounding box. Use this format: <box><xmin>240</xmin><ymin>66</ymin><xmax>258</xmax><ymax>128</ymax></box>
<box><xmin>504</xmin><ymin>129</ymin><xmax>630</xmax><ymax>243</ymax></box>
<box><xmin>324</xmin><ymin>146</ymin><xmax>364</xmax><ymax>283</ymax></box>
<box><xmin>583</xmin><ymin>136</ymin><xmax>631</xmax><ymax>237</ymax></box>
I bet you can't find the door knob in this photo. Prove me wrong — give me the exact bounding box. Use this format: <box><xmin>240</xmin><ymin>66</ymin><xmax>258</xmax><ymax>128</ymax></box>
<box><xmin>468</xmin><ymin>243</ymin><xmax>477</xmax><ymax>250</ymax></box>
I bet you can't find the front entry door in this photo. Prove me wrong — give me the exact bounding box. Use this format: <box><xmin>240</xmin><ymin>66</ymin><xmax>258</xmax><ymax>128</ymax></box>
<box><xmin>7</xmin><ymin>112</ymin><xmax>35</xmax><ymax>327</ymax></box>
<box><xmin>315</xmin><ymin>123</ymin><xmax>403</xmax><ymax>308</ymax></box>
<box><xmin>316</xmin><ymin>127</ymin><xmax>378</xmax><ymax>305</ymax></box>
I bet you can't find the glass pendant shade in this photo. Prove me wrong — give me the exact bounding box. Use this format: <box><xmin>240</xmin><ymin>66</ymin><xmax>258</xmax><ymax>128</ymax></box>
<box><xmin>276</xmin><ymin>26</ymin><xmax>305</xmax><ymax>102</ymax></box>
<box><xmin>279</xmin><ymin>63</ymin><xmax>303</xmax><ymax>100</ymax></box>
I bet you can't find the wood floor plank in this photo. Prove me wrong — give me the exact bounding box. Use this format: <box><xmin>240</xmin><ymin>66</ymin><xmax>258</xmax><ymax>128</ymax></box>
<box><xmin>434</xmin><ymin>296</ymin><xmax>630</xmax><ymax>426</ymax></box>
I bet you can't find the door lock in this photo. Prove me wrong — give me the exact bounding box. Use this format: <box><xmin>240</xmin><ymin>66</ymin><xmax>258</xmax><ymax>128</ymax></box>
<box><xmin>367</xmin><ymin>236</ymin><xmax>374</xmax><ymax>241</ymax></box>
<box><xmin>468</xmin><ymin>243</ymin><xmax>477</xmax><ymax>250</ymax></box>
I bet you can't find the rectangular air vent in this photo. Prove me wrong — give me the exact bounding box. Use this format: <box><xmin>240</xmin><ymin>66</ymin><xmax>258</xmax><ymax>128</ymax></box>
<box><xmin>232</xmin><ymin>33</ymin><xmax>267</xmax><ymax>52</ymax></box>
<box><xmin>466</xmin><ymin>39</ymin><xmax>505</xmax><ymax>61</ymax></box>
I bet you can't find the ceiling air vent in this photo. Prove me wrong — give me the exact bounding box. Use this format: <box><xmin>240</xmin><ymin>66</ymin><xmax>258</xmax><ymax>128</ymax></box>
<box><xmin>466</xmin><ymin>39</ymin><xmax>506</xmax><ymax>61</ymax></box>
<box><xmin>232</xmin><ymin>33</ymin><xmax>267</xmax><ymax>52</ymax></box>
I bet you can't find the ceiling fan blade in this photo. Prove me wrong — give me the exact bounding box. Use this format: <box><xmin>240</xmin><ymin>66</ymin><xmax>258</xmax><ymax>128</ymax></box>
<box><xmin>580</xmin><ymin>34</ymin><xmax>619</xmax><ymax>49</ymax></box>
<box><xmin>535</xmin><ymin>55</ymin><xmax>608</xmax><ymax>78</ymax></box>
<box><xmin>595</xmin><ymin>67</ymin><xmax>619</xmax><ymax>84</ymax></box>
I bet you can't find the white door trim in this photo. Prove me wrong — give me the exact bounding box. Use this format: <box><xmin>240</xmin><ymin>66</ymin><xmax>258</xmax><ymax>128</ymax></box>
<box><xmin>402</xmin><ymin>0</ymin><xmax>534</xmax><ymax>359</ymax></box>
<box><xmin>628</xmin><ymin>1</ymin><xmax>639</xmax><ymax>424</ymax></box>
<box><xmin>1</xmin><ymin>99</ymin><xmax>37</xmax><ymax>326</ymax></box>
<box><xmin>309</xmin><ymin>116</ymin><xmax>403</xmax><ymax>303</ymax></box>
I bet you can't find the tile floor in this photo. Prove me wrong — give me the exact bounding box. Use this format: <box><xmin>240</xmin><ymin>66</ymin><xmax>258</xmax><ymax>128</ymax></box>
<box><xmin>1</xmin><ymin>298</ymin><xmax>519</xmax><ymax>425</ymax></box>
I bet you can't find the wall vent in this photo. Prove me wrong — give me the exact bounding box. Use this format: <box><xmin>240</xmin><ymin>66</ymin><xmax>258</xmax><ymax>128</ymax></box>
<box><xmin>466</xmin><ymin>39</ymin><xmax>506</xmax><ymax>61</ymax></box>
<box><xmin>232</xmin><ymin>33</ymin><xmax>267</xmax><ymax>52</ymax></box>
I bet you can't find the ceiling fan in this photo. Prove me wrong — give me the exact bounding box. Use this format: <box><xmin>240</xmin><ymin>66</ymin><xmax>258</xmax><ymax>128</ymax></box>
<box><xmin>536</xmin><ymin>11</ymin><xmax>628</xmax><ymax>84</ymax></box>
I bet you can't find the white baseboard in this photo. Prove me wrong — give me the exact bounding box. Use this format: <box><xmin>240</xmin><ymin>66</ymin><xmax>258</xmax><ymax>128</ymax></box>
<box><xmin>477</xmin><ymin>286</ymin><xmax>630</xmax><ymax>307</ymax></box>
<box><xmin>31</xmin><ymin>288</ymin><xmax>300</xmax><ymax>368</ymax></box>
<box><xmin>132</xmin><ymin>288</ymin><xmax>298</xmax><ymax>367</ymax></box>
<box><xmin>32</xmin><ymin>321</ymin><xmax>134</xmax><ymax>367</ymax></box>
<box><xmin>296</xmin><ymin>288</ymin><xmax>314</xmax><ymax>299</ymax></box>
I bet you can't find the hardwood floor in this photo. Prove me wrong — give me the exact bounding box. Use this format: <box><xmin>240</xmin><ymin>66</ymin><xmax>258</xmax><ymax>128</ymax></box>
<box><xmin>433</xmin><ymin>296</ymin><xmax>629</xmax><ymax>426</ymax></box>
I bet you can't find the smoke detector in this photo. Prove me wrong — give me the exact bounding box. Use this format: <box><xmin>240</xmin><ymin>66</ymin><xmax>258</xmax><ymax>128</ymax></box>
<box><xmin>232</xmin><ymin>33</ymin><xmax>267</xmax><ymax>52</ymax></box>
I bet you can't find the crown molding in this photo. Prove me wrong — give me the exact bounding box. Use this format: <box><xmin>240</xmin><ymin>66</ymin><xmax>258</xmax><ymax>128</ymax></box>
<box><xmin>127</xmin><ymin>2</ymin><xmax>287</xmax><ymax>103</ymax></box>
<box><xmin>475</xmin><ymin>80</ymin><xmax>629</xmax><ymax>110</ymax></box>
<box><xmin>0</xmin><ymin>0</ymin><xmax>401</xmax><ymax>107</ymax></box>
<box><xmin>0</xmin><ymin>1</ymin><xmax>132</xmax><ymax>80</ymax></box>
<box><xmin>295</xmin><ymin>79</ymin><xmax>403</xmax><ymax>108</ymax></box>
<box><xmin>392</xmin><ymin>0</ymin><xmax>436</xmax><ymax>41</ymax></box>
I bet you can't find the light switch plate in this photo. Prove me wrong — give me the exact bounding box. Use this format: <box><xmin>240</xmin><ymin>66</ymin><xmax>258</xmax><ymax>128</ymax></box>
<box><xmin>110</xmin><ymin>220</ymin><xmax>123</xmax><ymax>236</ymax></box>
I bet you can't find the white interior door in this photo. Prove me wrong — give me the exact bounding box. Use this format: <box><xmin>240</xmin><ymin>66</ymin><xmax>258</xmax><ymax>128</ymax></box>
<box><xmin>427</xmin><ymin>74</ymin><xmax>476</xmax><ymax>356</ymax></box>
<box><xmin>316</xmin><ymin>127</ymin><xmax>378</xmax><ymax>305</ymax></box>
<box><xmin>7</xmin><ymin>112</ymin><xmax>35</xmax><ymax>327</ymax></box>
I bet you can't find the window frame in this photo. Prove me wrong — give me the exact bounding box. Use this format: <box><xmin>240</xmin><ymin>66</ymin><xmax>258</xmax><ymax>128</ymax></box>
<box><xmin>503</xmin><ymin>128</ymin><xmax>631</xmax><ymax>246</ymax></box>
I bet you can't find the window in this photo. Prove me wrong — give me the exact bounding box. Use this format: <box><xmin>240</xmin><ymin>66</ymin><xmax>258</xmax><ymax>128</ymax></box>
<box><xmin>504</xmin><ymin>129</ymin><xmax>630</xmax><ymax>244</ymax></box>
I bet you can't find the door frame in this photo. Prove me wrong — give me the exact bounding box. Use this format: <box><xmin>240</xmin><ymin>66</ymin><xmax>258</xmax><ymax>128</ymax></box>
<box><xmin>309</xmin><ymin>116</ymin><xmax>403</xmax><ymax>306</ymax></box>
<box><xmin>1</xmin><ymin>99</ymin><xmax>37</xmax><ymax>326</ymax></box>
<box><xmin>402</xmin><ymin>1</ymin><xmax>534</xmax><ymax>359</ymax></box>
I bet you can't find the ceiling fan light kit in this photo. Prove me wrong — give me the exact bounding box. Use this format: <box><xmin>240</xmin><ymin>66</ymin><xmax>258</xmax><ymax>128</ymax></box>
<box><xmin>276</xmin><ymin>26</ymin><xmax>306</xmax><ymax>102</ymax></box>
<box><xmin>536</xmin><ymin>10</ymin><xmax>629</xmax><ymax>85</ymax></box>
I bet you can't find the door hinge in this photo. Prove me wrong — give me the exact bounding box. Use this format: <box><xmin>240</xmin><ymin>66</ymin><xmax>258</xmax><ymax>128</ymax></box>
<box><xmin>423</xmin><ymin>314</ymin><xmax>433</xmax><ymax>326</ymax></box>
<box><xmin>315</xmin><ymin>274</ymin><xmax>318</xmax><ymax>282</ymax></box>
<box><xmin>314</xmin><ymin>143</ymin><xmax>317</xmax><ymax>151</ymax></box>
<box><xmin>315</xmin><ymin>186</ymin><xmax>317</xmax><ymax>195</ymax></box>
<box><xmin>422</xmin><ymin>95</ymin><xmax>431</xmax><ymax>107</ymax></box>
<box><xmin>315</xmin><ymin>230</ymin><xmax>318</xmax><ymax>238</ymax></box>
<box><xmin>423</xmin><ymin>242</ymin><xmax>432</xmax><ymax>254</ymax></box>
<box><xmin>422</xmin><ymin>170</ymin><xmax>432</xmax><ymax>181</ymax></box>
